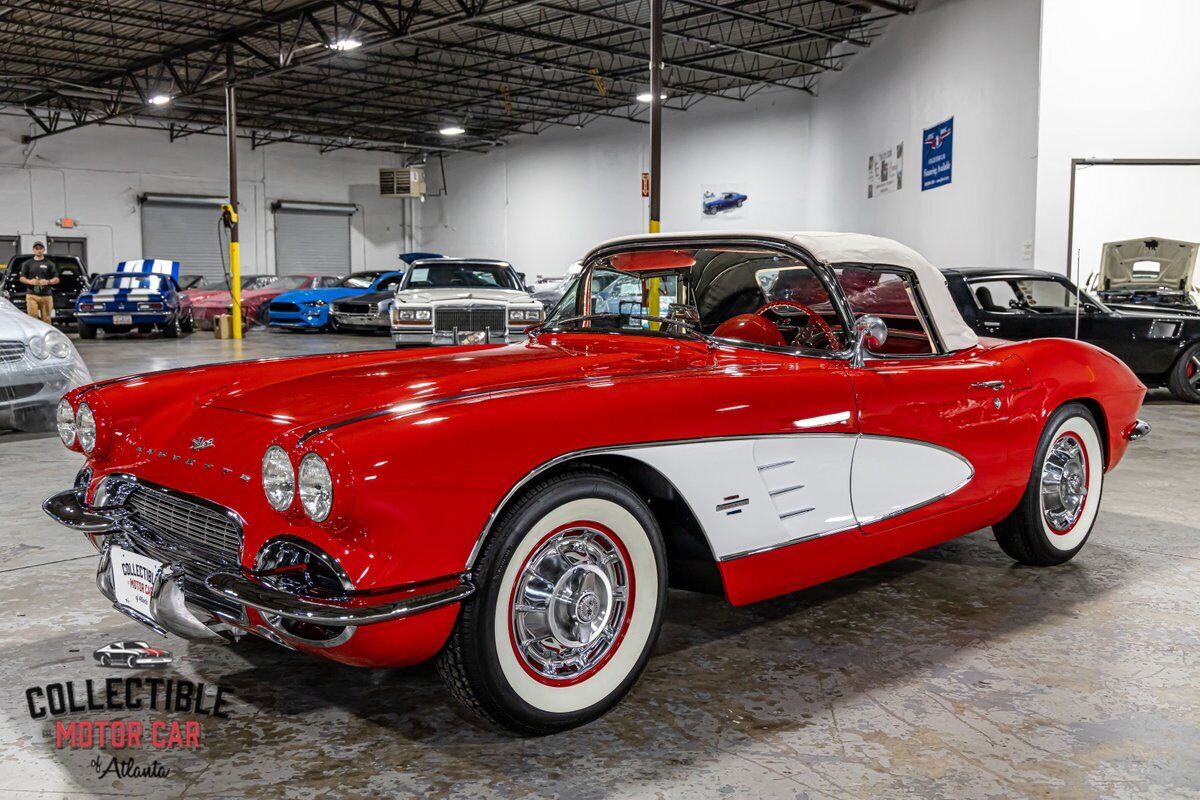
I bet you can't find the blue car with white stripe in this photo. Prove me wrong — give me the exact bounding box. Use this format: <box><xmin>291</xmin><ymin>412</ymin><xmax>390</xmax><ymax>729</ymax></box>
<box><xmin>74</xmin><ymin>260</ymin><xmax>192</xmax><ymax>340</ymax></box>
<box><xmin>268</xmin><ymin>270</ymin><xmax>406</xmax><ymax>331</ymax></box>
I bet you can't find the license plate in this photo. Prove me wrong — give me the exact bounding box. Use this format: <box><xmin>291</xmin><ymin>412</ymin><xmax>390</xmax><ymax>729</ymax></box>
<box><xmin>113</xmin><ymin>315</ymin><xmax>133</xmax><ymax>325</ymax></box>
<box><xmin>110</xmin><ymin>546</ymin><xmax>164</xmax><ymax>618</ymax></box>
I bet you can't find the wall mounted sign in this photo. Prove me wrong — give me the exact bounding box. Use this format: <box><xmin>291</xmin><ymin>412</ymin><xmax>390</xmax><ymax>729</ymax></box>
<box><xmin>868</xmin><ymin>143</ymin><xmax>903</xmax><ymax>198</ymax></box>
<box><xmin>921</xmin><ymin>117</ymin><xmax>954</xmax><ymax>191</ymax></box>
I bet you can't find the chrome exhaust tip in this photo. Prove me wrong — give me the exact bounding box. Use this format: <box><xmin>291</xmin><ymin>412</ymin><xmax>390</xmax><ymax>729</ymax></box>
<box><xmin>1127</xmin><ymin>419</ymin><xmax>1151</xmax><ymax>441</ymax></box>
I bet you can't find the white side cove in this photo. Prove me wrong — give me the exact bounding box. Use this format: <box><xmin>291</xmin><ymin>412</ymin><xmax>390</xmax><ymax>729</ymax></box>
<box><xmin>610</xmin><ymin>434</ymin><xmax>974</xmax><ymax>561</ymax></box>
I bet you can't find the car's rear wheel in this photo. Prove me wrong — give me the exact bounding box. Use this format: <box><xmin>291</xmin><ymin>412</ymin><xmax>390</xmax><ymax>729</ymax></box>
<box><xmin>993</xmin><ymin>403</ymin><xmax>1103</xmax><ymax>566</ymax></box>
<box><xmin>161</xmin><ymin>317</ymin><xmax>180</xmax><ymax>338</ymax></box>
<box><xmin>77</xmin><ymin>322</ymin><xmax>96</xmax><ymax>340</ymax></box>
<box><xmin>1167</xmin><ymin>342</ymin><xmax>1200</xmax><ymax>403</ymax></box>
<box><xmin>438</xmin><ymin>467</ymin><xmax>666</xmax><ymax>735</ymax></box>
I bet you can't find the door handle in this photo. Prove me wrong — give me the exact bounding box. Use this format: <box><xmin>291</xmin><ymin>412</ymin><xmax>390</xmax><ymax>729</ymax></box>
<box><xmin>970</xmin><ymin>380</ymin><xmax>1007</xmax><ymax>391</ymax></box>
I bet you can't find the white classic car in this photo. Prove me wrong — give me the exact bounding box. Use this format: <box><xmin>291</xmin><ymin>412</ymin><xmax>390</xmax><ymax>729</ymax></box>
<box><xmin>390</xmin><ymin>258</ymin><xmax>544</xmax><ymax>346</ymax></box>
<box><xmin>0</xmin><ymin>297</ymin><xmax>91</xmax><ymax>431</ymax></box>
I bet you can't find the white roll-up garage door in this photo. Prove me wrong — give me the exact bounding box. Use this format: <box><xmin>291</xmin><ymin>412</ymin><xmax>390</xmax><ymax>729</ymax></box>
<box><xmin>273</xmin><ymin>202</ymin><xmax>355</xmax><ymax>275</ymax></box>
<box><xmin>141</xmin><ymin>195</ymin><xmax>227</xmax><ymax>280</ymax></box>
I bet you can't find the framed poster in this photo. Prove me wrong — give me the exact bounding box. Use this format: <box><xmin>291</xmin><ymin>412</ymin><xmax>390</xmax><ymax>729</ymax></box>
<box><xmin>867</xmin><ymin>143</ymin><xmax>903</xmax><ymax>198</ymax></box>
<box><xmin>922</xmin><ymin>117</ymin><xmax>954</xmax><ymax>191</ymax></box>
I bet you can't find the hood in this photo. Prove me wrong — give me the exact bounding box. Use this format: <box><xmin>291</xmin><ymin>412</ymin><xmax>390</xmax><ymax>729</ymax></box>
<box><xmin>190</xmin><ymin>286</ymin><xmax>284</xmax><ymax>307</ymax></box>
<box><xmin>396</xmin><ymin>287</ymin><xmax>535</xmax><ymax>305</ymax></box>
<box><xmin>195</xmin><ymin>336</ymin><xmax>712</xmax><ymax>430</ymax></box>
<box><xmin>1</xmin><ymin>303</ymin><xmax>57</xmax><ymax>337</ymax></box>
<box><xmin>333</xmin><ymin>291</ymin><xmax>392</xmax><ymax>305</ymax></box>
<box><xmin>1097</xmin><ymin>237</ymin><xmax>1198</xmax><ymax>291</ymax></box>
<box><xmin>275</xmin><ymin>287</ymin><xmax>372</xmax><ymax>304</ymax></box>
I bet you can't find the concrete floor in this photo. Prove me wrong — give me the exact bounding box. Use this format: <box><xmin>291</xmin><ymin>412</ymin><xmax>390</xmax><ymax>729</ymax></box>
<box><xmin>1</xmin><ymin>329</ymin><xmax>1197</xmax><ymax>799</ymax></box>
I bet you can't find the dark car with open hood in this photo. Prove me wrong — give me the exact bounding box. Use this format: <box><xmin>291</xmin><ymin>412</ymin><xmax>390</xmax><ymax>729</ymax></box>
<box><xmin>945</xmin><ymin>266</ymin><xmax>1200</xmax><ymax>402</ymax></box>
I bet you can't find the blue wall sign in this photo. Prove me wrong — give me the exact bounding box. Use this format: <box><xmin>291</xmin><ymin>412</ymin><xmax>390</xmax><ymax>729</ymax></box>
<box><xmin>921</xmin><ymin>117</ymin><xmax>954</xmax><ymax>191</ymax></box>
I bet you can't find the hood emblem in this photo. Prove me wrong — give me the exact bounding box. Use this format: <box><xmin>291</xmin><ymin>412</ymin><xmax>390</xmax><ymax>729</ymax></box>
<box><xmin>190</xmin><ymin>436</ymin><xmax>215</xmax><ymax>451</ymax></box>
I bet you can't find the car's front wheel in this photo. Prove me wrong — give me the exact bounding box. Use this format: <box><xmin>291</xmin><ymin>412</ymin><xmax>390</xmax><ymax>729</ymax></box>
<box><xmin>438</xmin><ymin>467</ymin><xmax>666</xmax><ymax>735</ymax></box>
<box><xmin>1167</xmin><ymin>342</ymin><xmax>1200</xmax><ymax>403</ymax></box>
<box><xmin>993</xmin><ymin>402</ymin><xmax>1104</xmax><ymax>566</ymax></box>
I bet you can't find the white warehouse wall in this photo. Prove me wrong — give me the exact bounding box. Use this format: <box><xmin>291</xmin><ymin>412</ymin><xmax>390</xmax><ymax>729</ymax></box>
<box><xmin>807</xmin><ymin>0</ymin><xmax>1041</xmax><ymax>268</ymax></box>
<box><xmin>419</xmin><ymin>0</ymin><xmax>1041</xmax><ymax>275</ymax></box>
<box><xmin>0</xmin><ymin>113</ymin><xmax>414</xmax><ymax>273</ymax></box>
<box><xmin>1034</xmin><ymin>0</ymin><xmax>1200</xmax><ymax>279</ymax></box>
<box><xmin>417</xmin><ymin>91</ymin><xmax>813</xmax><ymax>279</ymax></box>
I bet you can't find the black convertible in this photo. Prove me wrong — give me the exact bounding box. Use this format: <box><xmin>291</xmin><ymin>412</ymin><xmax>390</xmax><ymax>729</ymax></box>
<box><xmin>943</xmin><ymin>267</ymin><xmax>1200</xmax><ymax>402</ymax></box>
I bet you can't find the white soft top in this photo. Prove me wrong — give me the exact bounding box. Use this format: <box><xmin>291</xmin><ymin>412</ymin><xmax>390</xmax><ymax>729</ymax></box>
<box><xmin>593</xmin><ymin>230</ymin><xmax>979</xmax><ymax>352</ymax></box>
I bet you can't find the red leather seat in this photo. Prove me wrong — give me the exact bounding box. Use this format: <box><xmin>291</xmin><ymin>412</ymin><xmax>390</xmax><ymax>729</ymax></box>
<box><xmin>712</xmin><ymin>314</ymin><xmax>786</xmax><ymax>347</ymax></box>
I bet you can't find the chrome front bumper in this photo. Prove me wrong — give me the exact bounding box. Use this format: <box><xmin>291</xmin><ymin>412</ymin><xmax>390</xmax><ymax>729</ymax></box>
<box><xmin>392</xmin><ymin>327</ymin><xmax>520</xmax><ymax>346</ymax></box>
<box><xmin>43</xmin><ymin>486</ymin><xmax>474</xmax><ymax>640</ymax></box>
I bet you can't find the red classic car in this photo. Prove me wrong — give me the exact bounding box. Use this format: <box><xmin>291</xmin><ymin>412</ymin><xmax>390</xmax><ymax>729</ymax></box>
<box><xmin>44</xmin><ymin>232</ymin><xmax>1148</xmax><ymax>735</ymax></box>
<box><xmin>188</xmin><ymin>274</ymin><xmax>341</xmax><ymax>329</ymax></box>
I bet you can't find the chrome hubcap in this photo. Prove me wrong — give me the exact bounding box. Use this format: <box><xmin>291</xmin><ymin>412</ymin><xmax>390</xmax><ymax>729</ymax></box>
<box><xmin>511</xmin><ymin>527</ymin><xmax>631</xmax><ymax>681</ymax></box>
<box><xmin>1041</xmin><ymin>434</ymin><xmax>1087</xmax><ymax>532</ymax></box>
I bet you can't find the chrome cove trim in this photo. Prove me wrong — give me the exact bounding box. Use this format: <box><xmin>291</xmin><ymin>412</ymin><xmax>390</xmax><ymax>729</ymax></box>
<box><xmin>204</xmin><ymin>571</ymin><xmax>475</xmax><ymax>626</ymax></box>
<box><xmin>467</xmin><ymin>432</ymin><xmax>976</xmax><ymax>570</ymax></box>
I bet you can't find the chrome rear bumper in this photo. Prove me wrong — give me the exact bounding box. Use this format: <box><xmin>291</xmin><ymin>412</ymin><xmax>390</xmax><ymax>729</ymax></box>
<box><xmin>43</xmin><ymin>486</ymin><xmax>474</xmax><ymax>639</ymax></box>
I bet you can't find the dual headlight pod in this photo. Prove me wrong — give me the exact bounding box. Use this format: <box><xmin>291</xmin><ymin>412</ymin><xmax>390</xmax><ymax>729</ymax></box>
<box><xmin>507</xmin><ymin>308</ymin><xmax>543</xmax><ymax>323</ymax></box>
<box><xmin>261</xmin><ymin>446</ymin><xmax>333</xmax><ymax>522</ymax></box>
<box><xmin>29</xmin><ymin>330</ymin><xmax>73</xmax><ymax>360</ymax></box>
<box><xmin>56</xmin><ymin>400</ymin><xmax>97</xmax><ymax>453</ymax></box>
<box><xmin>394</xmin><ymin>307</ymin><xmax>432</xmax><ymax>324</ymax></box>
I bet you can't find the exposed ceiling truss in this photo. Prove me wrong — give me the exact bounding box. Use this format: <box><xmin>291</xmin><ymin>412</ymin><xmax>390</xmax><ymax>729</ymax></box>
<box><xmin>0</xmin><ymin>0</ymin><xmax>914</xmax><ymax>160</ymax></box>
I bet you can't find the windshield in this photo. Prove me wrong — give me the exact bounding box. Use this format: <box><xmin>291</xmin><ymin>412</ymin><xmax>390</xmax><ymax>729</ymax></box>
<box><xmin>969</xmin><ymin>277</ymin><xmax>1109</xmax><ymax>313</ymax></box>
<box><xmin>338</xmin><ymin>272</ymin><xmax>387</xmax><ymax>289</ymax></box>
<box><xmin>262</xmin><ymin>275</ymin><xmax>310</xmax><ymax>292</ymax></box>
<box><xmin>92</xmin><ymin>273</ymin><xmax>171</xmax><ymax>292</ymax></box>
<box><xmin>404</xmin><ymin>263</ymin><xmax>521</xmax><ymax>290</ymax></box>
<box><xmin>544</xmin><ymin>245</ymin><xmax>852</xmax><ymax>352</ymax></box>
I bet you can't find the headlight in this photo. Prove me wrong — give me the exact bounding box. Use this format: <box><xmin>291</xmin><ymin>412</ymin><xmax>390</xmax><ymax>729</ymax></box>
<box><xmin>28</xmin><ymin>334</ymin><xmax>48</xmax><ymax>359</ymax></box>
<box><xmin>45</xmin><ymin>330</ymin><xmax>72</xmax><ymax>359</ymax></box>
<box><xmin>76</xmin><ymin>403</ymin><xmax>96</xmax><ymax>454</ymax></box>
<box><xmin>262</xmin><ymin>446</ymin><xmax>295</xmax><ymax>512</ymax></box>
<box><xmin>508</xmin><ymin>308</ymin><xmax>543</xmax><ymax>323</ymax></box>
<box><xmin>396</xmin><ymin>307</ymin><xmax>432</xmax><ymax>323</ymax></box>
<box><xmin>56</xmin><ymin>399</ymin><xmax>76</xmax><ymax>447</ymax></box>
<box><xmin>298</xmin><ymin>453</ymin><xmax>333</xmax><ymax>522</ymax></box>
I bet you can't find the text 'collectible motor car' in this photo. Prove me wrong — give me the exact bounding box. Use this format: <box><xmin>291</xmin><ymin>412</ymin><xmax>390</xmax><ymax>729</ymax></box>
<box><xmin>945</xmin><ymin>267</ymin><xmax>1200</xmax><ymax>403</ymax></box>
<box><xmin>44</xmin><ymin>232</ymin><xmax>1147</xmax><ymax>735</ymax></box>
<box><xmin>390</xmin><ymin>258</ymin><xmax>543</xmax><ymax>345</ymax></box>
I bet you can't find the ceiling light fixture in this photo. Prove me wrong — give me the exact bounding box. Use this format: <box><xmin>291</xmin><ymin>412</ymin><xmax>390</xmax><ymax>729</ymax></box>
<box><xmin>148</xmin><ymin>94</ymin><xmax>172</xmax><ymax>106</ymax></box>
<box><xmin>636</xmin><ymin>91</ymin><xmax>667</xmax><ymax>103</ymax></box>
<box><xmin>330</xmin><ymin>37</ymin><xmax>362</xmax><ymax>51</ymax></box>
<box><xmin>439</xmin><ymin>125</ymin><xmax>466</xmax><ymax>136</ymax></box>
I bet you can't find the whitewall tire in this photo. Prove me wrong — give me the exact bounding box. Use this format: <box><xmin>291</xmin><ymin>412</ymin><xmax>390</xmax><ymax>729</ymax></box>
<box><xmin>993</xmin><ymin>403</ymin><xmax>1104</xmax><ymax>566</ymax></box>
<box><xmin>438</xmin><ymin>467</ymin><xmax>666</xmax><ymax>735</ymax></box>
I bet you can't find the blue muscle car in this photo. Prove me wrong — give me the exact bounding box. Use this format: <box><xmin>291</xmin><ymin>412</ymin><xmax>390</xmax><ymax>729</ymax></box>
<box><xmin>74</xmin><ymin>260</ymin><xmax>192</xmax><ymax>339</ymax></box>
<box><xmin>702</xmin><ymin>191</ymin><xmax>748</xmax><ymax>215</ymax></box>
<box><xmin>268</xmin><ymin>270</ymin><xmax>406</xmax><ymax>330</ymax></box>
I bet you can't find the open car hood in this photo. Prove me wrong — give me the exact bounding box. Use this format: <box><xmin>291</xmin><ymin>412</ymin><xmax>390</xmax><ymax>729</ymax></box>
<box><xmin>1096</xmin><ymin>237</ymin><xmax>1198</xmax><ymax>292</ymax></box>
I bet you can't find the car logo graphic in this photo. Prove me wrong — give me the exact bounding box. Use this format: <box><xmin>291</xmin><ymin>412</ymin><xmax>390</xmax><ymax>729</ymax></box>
<box><xmin>94</xmin><ymin>641</ymin><xmax>173</xmax><ymax>669</ymax></box>
<box><xmin>190</xmin><ymin>436</ymin><xmax>215</xmax><ymax>451</ymax></box>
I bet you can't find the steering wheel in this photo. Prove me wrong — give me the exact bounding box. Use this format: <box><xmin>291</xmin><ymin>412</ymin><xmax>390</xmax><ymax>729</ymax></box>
<box><xmin>755</xmin><ymin>300</ymin><xmax>838</xmax><ymax>350</ymax></box>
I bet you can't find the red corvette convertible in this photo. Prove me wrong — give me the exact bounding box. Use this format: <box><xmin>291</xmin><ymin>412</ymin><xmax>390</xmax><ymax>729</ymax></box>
<box><xmin>45</xmin><ymin>232</ymin><xmax>1148</xmax><ymax>734</ymax></box>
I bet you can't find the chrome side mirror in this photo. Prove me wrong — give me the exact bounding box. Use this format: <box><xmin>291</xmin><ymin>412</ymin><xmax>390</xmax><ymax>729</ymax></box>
<box><xmin>849</xmin><ymin>315</ymin><xmax>887</xmax><ymax>368</ymax></box>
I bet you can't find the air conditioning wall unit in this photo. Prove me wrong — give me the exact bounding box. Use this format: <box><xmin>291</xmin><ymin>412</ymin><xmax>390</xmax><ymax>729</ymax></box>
<box><xmin>379</xmin><ymin>167</ymin><xmax>426</xmax><ymax>198</ymax></box>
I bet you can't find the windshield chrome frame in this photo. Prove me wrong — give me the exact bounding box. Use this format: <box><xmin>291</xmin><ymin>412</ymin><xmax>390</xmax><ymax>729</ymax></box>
<box><xmin>559</xmin><ymin>235</ymin><xmax>859</xmax><ymax>359</ymax></box>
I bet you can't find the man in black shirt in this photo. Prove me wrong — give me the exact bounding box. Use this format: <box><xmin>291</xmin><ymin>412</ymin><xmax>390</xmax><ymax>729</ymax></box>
<box><xmin>20</xmin><ymin>242</ymin><xmax>58</xmax><ymax>322</ymax></box>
